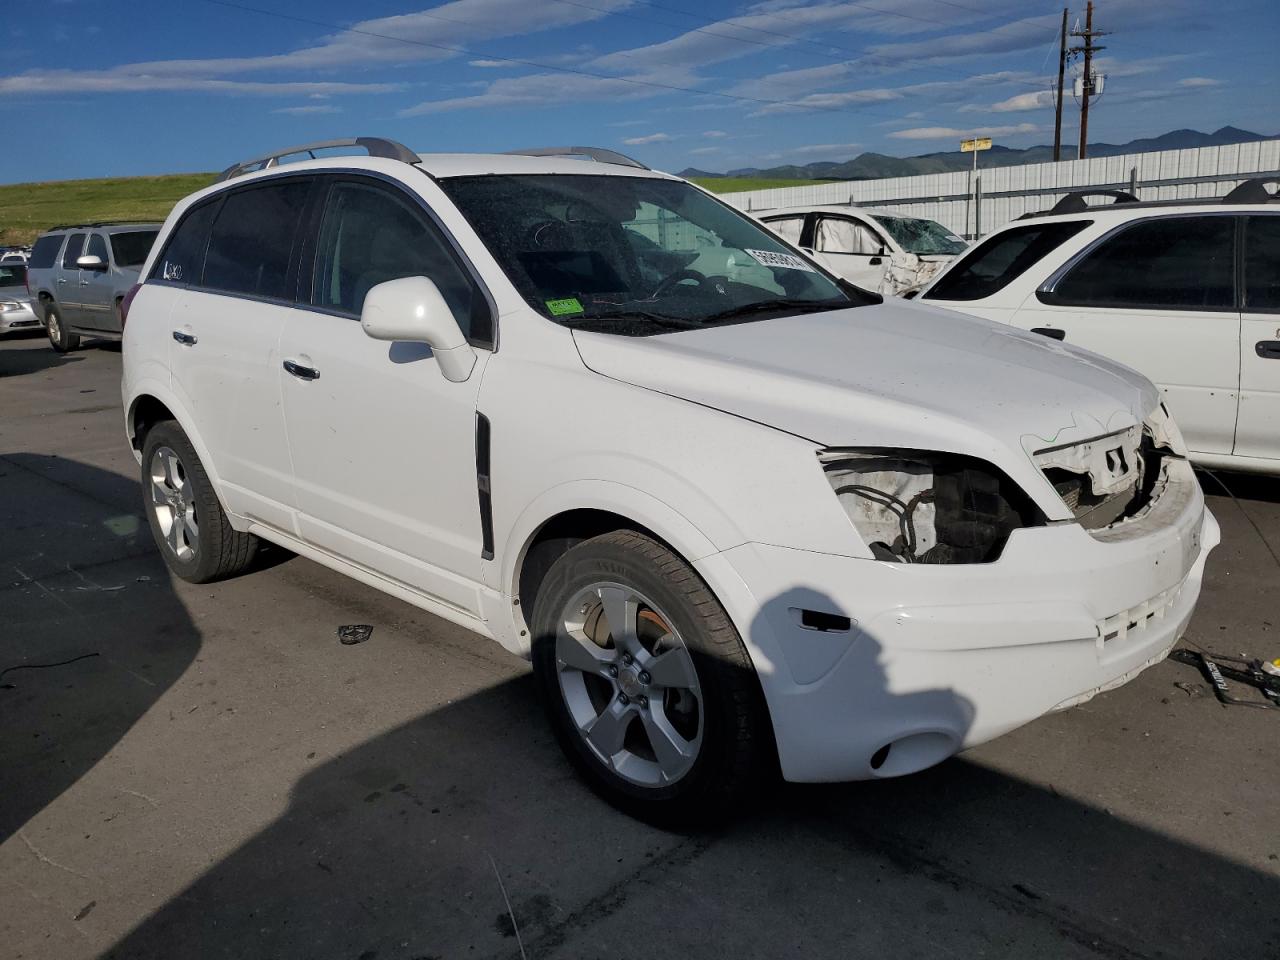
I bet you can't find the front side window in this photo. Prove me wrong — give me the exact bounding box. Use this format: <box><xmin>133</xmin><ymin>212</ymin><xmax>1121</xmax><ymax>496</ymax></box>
<box><xmin>61</xmin><ymin>233</ymin><xmax>86</xmax><ymax>270</ymax></box>
<box><xmin>203</xmin><ymin>179</ymin><xmax>311</xmax><ymax>300</ymax></box>
<box><xmin>440</xmin><ymin>174</ymin><xmax>856</xmax><ymax>336</ymax></box>
<box><xmin>1244</xmin><ymin>215</ymin><xmax>1280</xmax><ymax>311</ymax></box>
<box><xmin>153</xmin><ymin>200</ymin><xmax>220</xmax><ymax>285</ymax></box>
<box><xmin>30</xmin><ymin>234</ymin><xmax>63</xmax><ymax>270</ymax></box>
<box><xmin>924</xmin><ymin>220</ymin><xmax>1091</xmax><ymax>302</ymax></box>
<box><xmin>815</xmin><ymin>217</ymin><xmax>882</xmax><ymax>256</ymax></box>
<box><xmin>310</xmin><ymin>180</ymin><xmax>480</xmax><ymax>338</ymax></box>
<box><xmin>871</xmin><ymin>215</ymin><xmax>967</xmax><ymax>256</ymax></box>
<box><xmin>762</xmin><ymin>216</ymin><xmax>805</xmax><ymax>245</ymax></box>
<box><xmin>1047</xmin><ymin>216</ymin><xmax>1236</xmax><ymax>310</ymax></box>
<box><xmin>110</xmin><ymin>230</ymin><xmax>159</xmax><ymax>268</ymax></box>
<box><xmin>84</xmin><ymin>233</ymin><xmax>109</xmax><ymax>263</ymax></box>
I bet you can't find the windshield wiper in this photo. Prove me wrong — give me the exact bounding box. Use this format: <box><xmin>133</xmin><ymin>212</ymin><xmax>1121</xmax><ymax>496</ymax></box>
<box><xmin>560</xmin><ymin>310</ymin><xmax>705</xmax><ymax>331</ymax></box>
<box><xmin>699</xmin><ymin>297</ymin><xmax>848</xmax><ymax>325</ymax></box>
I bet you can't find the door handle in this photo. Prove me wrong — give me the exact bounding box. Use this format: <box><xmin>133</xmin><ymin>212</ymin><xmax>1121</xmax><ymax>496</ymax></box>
<box><xmin>868</xmin><ymin>256</ymin><xmax>883</xmax><ymax>265</ymax></box>
<box><xmin>1256</xmin><ymin>340</ymin><xmax>1280</xmax><ymax>359</ymax></box>
<box><xmin>79</xmin><ymin>279</ymin><xmax>90</xmax><ymax>286</ymax></box>
<box><xmin>56</xmin><ymin>277</ymin><xmax>67</xmax><ymax>284</ymax></box>
<box><xmin>1031</xmin><ymin>326</ymin><xmax>1067</xmax><ymax>341</ymax></box>
<box><xmin>283</xmin><ymin>359</ymin><xmax>320</xmax><ymax>381</ymax></box>
<box><xmin>172</xmin><ymin>330</ymin><xmax>197</xmax><ymax>346</ymax></box>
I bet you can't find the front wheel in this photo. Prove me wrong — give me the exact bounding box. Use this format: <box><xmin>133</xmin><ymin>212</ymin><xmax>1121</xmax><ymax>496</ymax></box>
<box><xmin>141</xmin><ymin>421</ymin><xmax>258</xmax><ymax>583</ymax></box>
<box><xmin>45</xmin><ymin>302</ymin><xmax>79</xmax><ymax>353</ymax></box>
<box><xmin>531</xmin><ymin>530</ymin><xmax>772</xmax><ymax>825</ymax></box>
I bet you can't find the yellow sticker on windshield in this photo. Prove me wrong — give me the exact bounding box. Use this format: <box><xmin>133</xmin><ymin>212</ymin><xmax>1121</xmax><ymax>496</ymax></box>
<box><xmin>546</xmin><ymin>297</ymin><xmax>584</xmax><ymax>316</ymax></box>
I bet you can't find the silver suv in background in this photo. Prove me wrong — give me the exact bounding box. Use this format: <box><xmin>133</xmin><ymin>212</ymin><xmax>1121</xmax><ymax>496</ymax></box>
<box><xmin>27</xmin><ymin>222</ymin><xmax>160</xmax><ymax>351</ymax></box>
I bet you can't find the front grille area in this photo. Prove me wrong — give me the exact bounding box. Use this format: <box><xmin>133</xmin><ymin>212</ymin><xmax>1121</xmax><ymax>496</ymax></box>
<box><xmin>1098</xmin><ymin>579</ymin><xmax>1184</xmax><ymax>645</ymax></box>
<box><xmin>1034</xmin><ymin>426</ymin><xmax>1167</xmax><ymax>531</ymax></box>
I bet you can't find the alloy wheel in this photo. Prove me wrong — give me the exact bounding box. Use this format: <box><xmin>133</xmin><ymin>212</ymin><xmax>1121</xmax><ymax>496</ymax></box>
<box><xmin>148</xmin><ymin>445</ymin><xmax>199</xmax><ymax>562</ymax></box>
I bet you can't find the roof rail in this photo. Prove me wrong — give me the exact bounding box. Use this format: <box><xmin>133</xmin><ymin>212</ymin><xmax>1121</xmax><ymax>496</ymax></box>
<box><xmin>504</xmin><ymin>146</ymin><xmax>649</xmax><ymax>170</ymax></box>
<box><xmin>1047</xmin><ymin>190</ymin><xmax>1139</xmax><ymax>215</ymax></box>
<box><xmin>214</xmin><ymin>137</ymin><xmax>420</xmax><ymax>183</ymax></box>
<box><xmin>45</xmin><ymin>220</ymin><xmax>163</xmax><ymax>231</ymax></box>
<box><xmin>1223</xmin><ymin>176</ymin><xmax>1280</xmax><ymax>204</ymax></box>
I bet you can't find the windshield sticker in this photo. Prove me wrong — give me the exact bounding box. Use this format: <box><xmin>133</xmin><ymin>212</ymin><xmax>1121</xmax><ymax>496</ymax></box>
<box><xmin>744</xmin><ymin>249</ymin><xmax>816</xmax><ymax>273</ymax></box>
<box><xmin>545</xmin><ymin>297</ymin><xmax>584</xmax><ymax>316</ymax></box>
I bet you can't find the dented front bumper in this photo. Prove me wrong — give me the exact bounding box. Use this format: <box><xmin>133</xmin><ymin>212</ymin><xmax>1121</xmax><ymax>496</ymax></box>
<box><xmin>695</xmin><ymin>457</ymin><xmax>1217</xmax><ymax>783</ymax></box>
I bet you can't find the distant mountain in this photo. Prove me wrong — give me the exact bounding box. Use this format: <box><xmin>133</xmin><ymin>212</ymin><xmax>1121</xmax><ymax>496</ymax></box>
<box><xmin>681</xmin><ymin>126</ymin><xmax>1275</xmax><ymax>182</ymax></box>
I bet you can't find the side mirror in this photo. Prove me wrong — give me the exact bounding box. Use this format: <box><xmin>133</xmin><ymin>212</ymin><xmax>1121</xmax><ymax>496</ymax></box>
<box><xmin>360</xmin><ymin>276</ymin><xmax>476</xmax><ymax>383</ymax></box>
<box><xmin>76</xmin><ymin>255</ymin><xmax>107</xmax><ymax>271</ymax></box>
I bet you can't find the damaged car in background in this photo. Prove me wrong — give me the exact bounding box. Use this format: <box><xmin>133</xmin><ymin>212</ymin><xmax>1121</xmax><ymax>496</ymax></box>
<box><xmin>757</xmin><ymin>204</ymin><xmax>967</xmax><ymax>296</ymax></box>
<box><xmin>122</xmin><ymin>139</ymin><xmax>1217</xmax><ymax>823</ymax></box>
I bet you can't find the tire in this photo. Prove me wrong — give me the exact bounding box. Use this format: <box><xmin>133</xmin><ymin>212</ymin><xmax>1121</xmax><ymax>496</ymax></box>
<box><xmin>140</xmin><ymin>420</ymin><xmax>258</xmax><ymax>583</ymax></box>
<box><xmin>45</xmin><ymin>302</ymin><xmax>79</xmax><ymax>353</ymax></box>
<box><xmin>531</xmin><ymin>530</ymin><xmax>771</xmax><ymax>825</ymax></box>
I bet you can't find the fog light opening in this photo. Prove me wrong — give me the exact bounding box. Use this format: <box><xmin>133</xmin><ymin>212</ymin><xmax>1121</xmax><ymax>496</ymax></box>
<box><xmin>869</xmin><ymin>743</ymin><xmax>891</xmax><ymax>770</ymax></box>
<box><xmin>868</xmin><ymin>731</ymin><xmax>958</xmax><ymax>778</ymax></box>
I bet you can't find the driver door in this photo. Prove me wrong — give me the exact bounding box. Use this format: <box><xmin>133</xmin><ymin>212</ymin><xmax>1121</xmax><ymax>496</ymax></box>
<box><xmin>812</xmin><ymin>215</ymin><xmax>890</xmax><ymax>290</ymax></box>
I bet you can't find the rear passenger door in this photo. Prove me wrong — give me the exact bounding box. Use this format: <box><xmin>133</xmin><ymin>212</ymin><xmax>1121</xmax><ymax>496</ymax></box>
<box><xmin>812</xmin><ymin>215</ymin><xmax>889</xmax><ymax>290</ymax></box>
<box><xmin>277</xmin><ymin>175</ymin><xmax>493</xmax><ymax>614</ymax></box>
<box><xmin>1237</xmin><ymin>214</ymin><xmax>1280</xmax><ymax>460</ymax></box>
<box><xmin>1019</xmin><ymin>215</ymin><xmax>1240</xmax><ymax>457</ymax></box>
<box><xmin>158</xmin><ymin>176</ymin><xmax>313</xmax><ymax>531</ymax></box>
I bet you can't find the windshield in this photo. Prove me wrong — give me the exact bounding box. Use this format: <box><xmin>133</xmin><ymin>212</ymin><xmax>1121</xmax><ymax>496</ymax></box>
<box><xmin>440</xmin><ymin>174</ymin><xmax>858</xmax><ymax>335</ymax></box>
<box><xmin>0</xmin><ymin>264</ymin><xmax>26</xmax><ymax>287</ymax></box>
<box><xmin>871</xmin><ymin>215</ymin><xmax>967</xmax><ymax>256</ymax></box>
<box><xmin>109</xmin><ymin>230</ymin><xmax>159</xmax><ymax>268</ymax></box>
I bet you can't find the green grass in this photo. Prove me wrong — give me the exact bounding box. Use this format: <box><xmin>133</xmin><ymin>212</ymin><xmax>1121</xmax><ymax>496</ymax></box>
<box><xmin>0</xmin><ymin>172</ymin><xmax>217</xmax><ymax>246</ymax></box>
<box><xmin>691</xmin><ymin>177</ymin><xmax>835</xmax><ymax>194</ymax></box>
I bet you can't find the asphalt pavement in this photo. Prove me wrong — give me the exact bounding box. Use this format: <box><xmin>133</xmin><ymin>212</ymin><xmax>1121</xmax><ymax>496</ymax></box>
<box><xmin>2</xmin><ymin>332</ymin><xmax>1278</xmax><ymax>960</ymax></box>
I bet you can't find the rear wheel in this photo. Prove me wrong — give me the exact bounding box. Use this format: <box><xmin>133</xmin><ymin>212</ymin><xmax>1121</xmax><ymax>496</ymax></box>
<box><xmin>531</xmin><ymin>530</ymin><xmax>771</xmax><ymax>825</ymax></box>
<box><xmin>45</xmin><ymin>302</ymin><xmax>79</xmax><ymax>353</ymax></box>
<box><xmin>141</xmin><ymin>421</ymin><xmax>258</xmax><ymax>583</ymax></box>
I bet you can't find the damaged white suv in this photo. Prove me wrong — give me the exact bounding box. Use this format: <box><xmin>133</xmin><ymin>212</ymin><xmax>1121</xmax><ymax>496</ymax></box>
<box><xmin>122</xmin><ymin>139</ymin><xmax>1218</xmax><ymax>822</ymax></box>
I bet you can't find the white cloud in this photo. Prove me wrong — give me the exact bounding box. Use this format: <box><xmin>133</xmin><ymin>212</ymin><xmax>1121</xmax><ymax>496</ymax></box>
<box><xmin>272</xmin><ymin>104</ymin><xmax>343</xmax><ymax>115</ymax></box>
<box><xmin>964</xmin><ymin>89</ymin><xmax>1054</xmax><ymax>113</ymax></box>
<box><xmin>622</xmin><ymin>132</ymin><xmax>672</xmax><ymax>145</ymax></box>
<box><xmin>1179</xmin><ymin>76</ymin><xmax>1222</xmax><ymax>87</ymax></box>
<box><xmin>468</xmin><ymin>59</ymin><xmax>515</xmax><ymax>68</ymax></box>
<box><xmin>703</xmin><ymin>130</ymin><xmax>729</xmax><ymax>138</ymax></box>
<box><xmin>689</xmin><ymin>146</ymin><xmax>722</xmax><ymax>155</ymax></box>
<box><xmin>889</xmin><ymin>122</ymin><xmax>1040</xmax><ymax>141</ymax></box>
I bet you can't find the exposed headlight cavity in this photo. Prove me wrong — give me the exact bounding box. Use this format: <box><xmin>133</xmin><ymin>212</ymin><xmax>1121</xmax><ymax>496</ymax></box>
<box><xmin>820</xmin><ymin>449</ymin><xmax>1045</xmax><ymax>564</ymax></box>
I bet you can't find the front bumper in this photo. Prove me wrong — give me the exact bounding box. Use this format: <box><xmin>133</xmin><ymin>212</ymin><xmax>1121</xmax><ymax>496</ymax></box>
<box><xmin>0</xmin><ymin>302</ymin><xmax>41</xmax><ymax>333</ymax></box>
<box><xmin>695</xmin><ymin>458</ymin><xmax>1218</xmax><ymax>782</ymax></box>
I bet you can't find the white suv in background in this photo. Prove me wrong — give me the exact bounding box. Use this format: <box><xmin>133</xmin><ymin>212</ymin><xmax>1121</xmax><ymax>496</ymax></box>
<box><xmin>122</xmin><ymin>138</ymin><xmax>1217</xmax><ymax>822</ymax></box>
<box><xmin>920</xmin><ymin>183</ymin><xmax>1280</xmax><ymax>474</ymax></box>
<box><xmin>758</xmin><ymin>204</ymin><xmax>968</xmax><ymax>296</ymax></box>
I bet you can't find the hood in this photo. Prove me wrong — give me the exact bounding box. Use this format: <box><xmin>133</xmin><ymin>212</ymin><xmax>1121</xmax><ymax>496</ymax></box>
<box><xmin>572</xmin><ymin>300</ymin><xmax>1158</xmax><ymax>471</ymax></box>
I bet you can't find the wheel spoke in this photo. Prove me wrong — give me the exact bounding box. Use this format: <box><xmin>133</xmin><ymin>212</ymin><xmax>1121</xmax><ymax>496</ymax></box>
<box><xmin>166</xmin><ymin>516</ymin><xmax>182</xmax><ymax>554</ymax></box>
<box><xmin>165</xmin><ymin>452</ymin><xmax>183</xmax><ymax>490</ymax></box>
<box><xmin>597</xmin><ymin>585</ymin><xmax>641</xmax><ymax>656</ymax></box>
<box><xmin>644</xmin><ymin>647</ymin><xmax>698</xmax><ymax>691</ymax></box>
<box><xmin>584</xmin><ymin>698</ymin><xmax>633</xmax><ymax>758</ymax></box>
<box><xmin>641</xmin><ymin>709</ymin><xmax>697</xmax><ymax>782</ymax></box>
<box><xmin>556</xmin><ymin>625</ymin><xmax>611</xmax><ymax>676</ymax></box>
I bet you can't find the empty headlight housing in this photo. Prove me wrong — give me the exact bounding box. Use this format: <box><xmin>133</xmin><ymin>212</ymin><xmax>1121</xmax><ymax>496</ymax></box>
<box><xmin>820</xmin><ymin>448</ymin><xmax>1046</xmax><ymax>564</ymax></box>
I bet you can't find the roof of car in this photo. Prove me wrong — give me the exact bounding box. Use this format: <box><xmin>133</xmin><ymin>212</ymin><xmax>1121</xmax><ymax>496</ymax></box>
<box><xmin>413</xmin><ymin>152</ymin><xmax>678</xmax><ymax>180</ymax></box>
<box><xmin>757</xmin><ymin>204</ymin><xmax>924</xmax><ymax>220</ymax></box>
<box><xmin>43</xmin><ymin>221</ymin><xmax>163</xmax><ymax>234</ymax></box>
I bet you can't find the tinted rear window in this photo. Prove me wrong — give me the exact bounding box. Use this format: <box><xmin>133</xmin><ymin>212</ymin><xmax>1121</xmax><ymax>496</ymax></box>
<box><xmin>153</xmin><ymin>200</ymin><xmax>220</xmax><ymax>284</ymax></box>
<box><xmin>1047</xmin><ymin>216</ymin><xmax>1235</xmax><ymax>310</ymax></box>
<box><xmin>110</xmin><ymin>230</ymin><xmax>159</xmax><ymax>268</ymax></box>
<box><xmin>924</xmin><ymin>220</ymin><xmax>1090</xmax><ymax>302</ymax></box>
<box><xmin>1244</xmin><ymin>215</ymin><xmax>1280</xmax><ymax>311</ymax></box>
<box><xmin>203</xmin><ymin>179</ymin><xmax>311</xmax><ymax>300</ymax></box>
<box><xmin>0</xmin><ymin>264</ymin><xmax>25</xmax><ymax>287</ymax></box>
<box><xmin>30</xmin><ymin>234</ymin><xmax>63</xmax><ymax>270</ymax></box>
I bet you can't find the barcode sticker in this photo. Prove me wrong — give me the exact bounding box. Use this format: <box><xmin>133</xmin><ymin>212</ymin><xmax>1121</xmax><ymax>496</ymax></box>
<box><xmin>744</xmin><ymin>249</ymin><xmax>816</xmax><ymax>272</ymax></box>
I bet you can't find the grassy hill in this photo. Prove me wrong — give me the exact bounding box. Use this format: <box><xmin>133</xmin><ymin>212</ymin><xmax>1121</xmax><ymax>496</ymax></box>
<box><xmin>690</xmin><ymin>177</ymin><xmax>834</xmax><ymax>193</ymax></box>
<box><xmin>0</xmin><ymin>172</ymin><xmax>216</xmax><ymax>246</ymax></box>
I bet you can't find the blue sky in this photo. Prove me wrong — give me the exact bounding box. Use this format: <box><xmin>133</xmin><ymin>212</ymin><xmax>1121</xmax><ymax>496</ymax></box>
<box><xmin>4</xmin><ymin>0</ymin><xmax>1275</xmax><ymax>183</ymax></box>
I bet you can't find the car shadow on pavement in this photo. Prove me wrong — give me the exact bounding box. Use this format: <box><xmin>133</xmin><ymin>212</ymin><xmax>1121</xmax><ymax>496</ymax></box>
<box><xmin>96</xmin><ymin>589</ymin><xmax>1280</xmax><ymax>959</ymax></box>
<box><xmin>0</xmin><ymin>343</ymin><xmax>83</xmax><ymax>378</ymax></box>
<box><xmin>0</xmin><ymin>453</ymin><xmax>200</xmax><ymax>843</ymax></box>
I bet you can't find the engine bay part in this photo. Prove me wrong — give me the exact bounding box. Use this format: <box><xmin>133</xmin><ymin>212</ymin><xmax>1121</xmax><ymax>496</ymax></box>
<box><xmin>820</xmin><ymin>449</ymin><xmax>1046</xmax><ymax>564</ymax></box>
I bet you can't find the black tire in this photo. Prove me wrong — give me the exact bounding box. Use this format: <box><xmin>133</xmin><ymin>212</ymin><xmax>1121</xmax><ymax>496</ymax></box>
<box><xmin>140</xmin><ymin>420</ymin><xmax>258</xmax><ymax>583</ymax></box>
<box><xmin>45</xmin><ymin>302</ymin><xmax>79</xmax><ymax>353</ymax></box>
<box><xmin>531</xmin><ymin>530</ymin><xmax>772</xmax><ymax>826</ymax></box>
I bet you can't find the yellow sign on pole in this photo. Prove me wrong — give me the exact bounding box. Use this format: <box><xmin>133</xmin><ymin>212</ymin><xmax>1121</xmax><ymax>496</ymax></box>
<box><xmin>960</xmin><ymin>137</ymin><xmax>993</xmax><ymax>153</ymax></box>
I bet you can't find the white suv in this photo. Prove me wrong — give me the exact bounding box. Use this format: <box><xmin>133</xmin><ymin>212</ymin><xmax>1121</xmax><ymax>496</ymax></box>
<box><xmin>122</xmin><ymin>138</ymin><xmax>1218</xmax><ymax>822</ymax></box>
<box><xmin>920</xmin><ymin>183</ymin><xmax>1280</xmax><ymax>473</ymax></box>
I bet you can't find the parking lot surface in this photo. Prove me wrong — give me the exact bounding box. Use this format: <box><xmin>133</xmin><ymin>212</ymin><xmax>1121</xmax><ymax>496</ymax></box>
<box><xmin>2</xmin><ymin>333</ymin><xmax>1278</xmax><ymax>960</ymax></box>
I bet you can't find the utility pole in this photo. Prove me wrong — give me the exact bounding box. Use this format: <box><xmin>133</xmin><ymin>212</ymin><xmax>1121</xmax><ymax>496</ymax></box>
<box><xmin>1053</xmin><ymin>7</ymin><xmax>1068</xmax><ymax>162</ymax></box>
<box><xmin>1070</xmin><ymin>1</ymin><xmax>1108</xmax><ymax>159</ymax></box>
